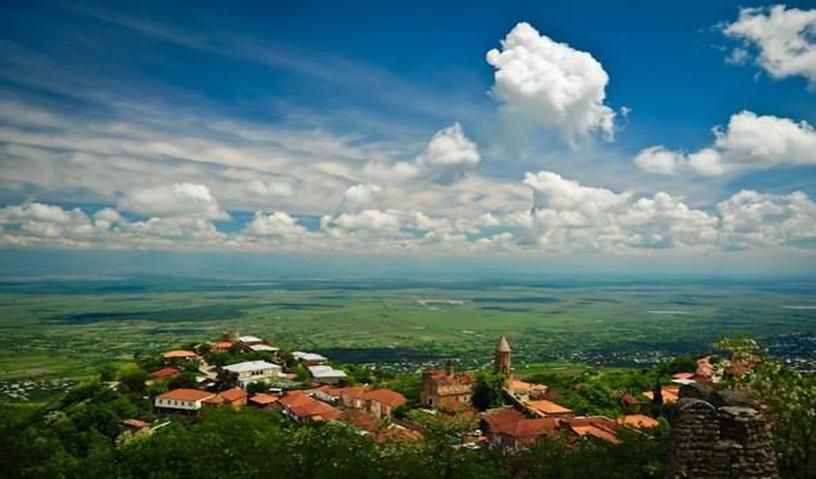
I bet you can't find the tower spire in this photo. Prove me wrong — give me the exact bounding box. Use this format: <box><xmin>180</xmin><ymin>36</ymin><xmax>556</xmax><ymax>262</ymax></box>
<box><xmin>494</xmin><ymin>335</ymin><xmax>511</xmax><ymax>377</ymax></box>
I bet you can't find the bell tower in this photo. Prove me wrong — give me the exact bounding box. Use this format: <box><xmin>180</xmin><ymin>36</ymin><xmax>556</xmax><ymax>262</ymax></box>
<box><xmin>494</xmin><ymin>335</ymin><xmax>511</xmax><ymax>377</ymax></box>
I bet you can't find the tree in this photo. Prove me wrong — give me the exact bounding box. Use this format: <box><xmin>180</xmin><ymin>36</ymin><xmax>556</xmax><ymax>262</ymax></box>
<box><xmin>472</xmin><ymin>372</ymin><xmax>506</xmax><ymax>411</ymax></box>
<box><xmin>98</xmin><ymin>364</ymin><xmax>118</xmax><ymax>382</ymax></box>
<box><xmin>719</xmin><ymin>336</ymin><xmax>816</xmax><ymax>479</ymax></box>
<box><xmin>246</xmin><ymin>381</ymin><xmax>268</xmax><ymax>394</ymax></box>
<box><xmin>118</xmin><ymin>367</ymin><xmax>148</xmax><ymax>395</ymax></box>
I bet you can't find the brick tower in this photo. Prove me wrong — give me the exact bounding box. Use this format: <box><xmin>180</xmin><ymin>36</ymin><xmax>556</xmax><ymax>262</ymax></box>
<box><xmin>494</xmin><ymin>335</ymin><xmax>511</xmax><ymax>377</ymax></box>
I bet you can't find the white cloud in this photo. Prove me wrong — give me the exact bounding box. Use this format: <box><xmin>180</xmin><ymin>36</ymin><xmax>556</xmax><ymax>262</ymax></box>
<box><xmin>633</xmin><ymin>111</ymin><xmax>816</xmax><ymax>176</ymax></box>
<box><xmin>486</xmin><ymin>22</ymin><xmax>616</xmax><ymax>143</ymax></box>
<box><xmin>340</xmin><ymin>183</ymin><xmax>383</xmax><ymax>212</ymax></box>
<box><xmin>416</xmin><ymin>122</ymin><xmax>480</xmax><ymax>183</ymax></box>
<box><xmin>722</xmin><ymin>5</ymin><xmax>816</xmax><ymax>87</ymax></box>
<box><xmin>244</xmin><ymin>180</ymin><xmax>293</xmax><ymax>198</ymax></box>
<box><xmin>718</xmin><ymin>190</ymin><xmax>816</xmax><ymax>249</ymax></box>
<box><xmin>119</xmin><ymin>183</ymin><xmax>228</xmax><ymax>219</ymax></box>
<box><xmin>243</xmin><ymin>211</ymin><xmax>310</xmax><ymax>239</ymax></box>
<box><xmin>524</xmin><ymin>171</ymin><xmax>719</xmax><ymax>252</ymax></box>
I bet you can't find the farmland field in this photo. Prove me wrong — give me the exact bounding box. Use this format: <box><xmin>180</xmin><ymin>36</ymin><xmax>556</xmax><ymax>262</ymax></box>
<box><xmin>1</xmin><ymin>275</ymin><xmax>815</xmax><ymax>380</ymax></box>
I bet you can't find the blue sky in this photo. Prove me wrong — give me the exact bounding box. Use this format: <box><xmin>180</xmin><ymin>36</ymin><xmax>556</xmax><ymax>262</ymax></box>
<box><xmin>0</xmin><ymin>1</ymin><xmax>815</xmax><ymax>274</ymax></box>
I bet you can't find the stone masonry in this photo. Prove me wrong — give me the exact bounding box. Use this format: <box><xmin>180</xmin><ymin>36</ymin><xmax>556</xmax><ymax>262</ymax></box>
<box><xmin>666</xmin><ymin>384</ymin><xmax>778</xmax><ymax>479</ymax></box>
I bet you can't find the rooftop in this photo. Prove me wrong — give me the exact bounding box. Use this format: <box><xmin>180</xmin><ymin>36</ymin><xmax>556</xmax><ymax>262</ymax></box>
<box><xmin>219</xmin><ymin>387</ymin><xmax>248</xmax><ymax>402</ymax></box>
<box><xmin>308</xmin><ymin>365</ymin><xmax>347</xmax><ymax>379</ymax></box>
<box><xmin>238</xmin><ymin>335</ymin><xmax>264</xmax><ymax>344</ymax></box>
<box><xmin>248</xmin><ymin>344</ymin><xmax>279</xmax><ymax>353</ymax></box>
<box><xmin>248</xmin><ymin>393</ymin><xmax>279</xmax><ymax>406</ymax></box>
<box><xmin>364</xmin><ymin>389</ymin><xmax>407</xmax><ymax>408</ymax></box>
<box><xmin>617</xmin><ymin>414</ymin><xmax>659</xmax><ymax>429</ymax></box>
<box><xmin>162</xmin><ymin>350</ymin><xmax>197</xmax><ymax>359</ymax></box>
<box><xmin>222</xmin><ymin>360</ymin><xmax>281</xmax><ymax>373</ymax></box>
<box><xmin>157</xmin><ymin>388</ymin><xmax>214</xmax><ymax>402</ymax></box>
<box><xmin>293</xmin><ymin>351</ymin><xmax>327</xmax><ymax>362</ymax></box>
<box><xmin>150</xmin><ymin>367</ymin><xmax>180</xmax><ymax>379</ymax></box>
<box><xmin>525</xmin><ymin>399</ymin><xmax>573</xmax><ymax>416</ymax></box>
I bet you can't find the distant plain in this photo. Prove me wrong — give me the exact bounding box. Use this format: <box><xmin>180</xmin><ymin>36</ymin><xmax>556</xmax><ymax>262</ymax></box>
<box><xmin>1</xmin><ymin>276</ymin><xmax>815</xmax><ymax>380</ymax></box>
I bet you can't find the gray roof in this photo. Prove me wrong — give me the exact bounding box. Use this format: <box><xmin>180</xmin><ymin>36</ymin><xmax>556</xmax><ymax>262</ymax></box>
<box><xmin>308</xmin><ymin>365</ymin><xmax>347</xmax><ymax>379</ymax></box>
<box><xmin>293</xmin><ymin>351</ymin><xmax>327</xmax><ymax>361</ymax></box>
<box><xmin>223</xmin><ymin>360</ymin><xmax>281</xmax><ymax>373</ymax></box>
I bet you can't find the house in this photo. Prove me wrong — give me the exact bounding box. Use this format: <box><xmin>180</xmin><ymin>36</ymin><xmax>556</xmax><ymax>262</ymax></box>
<box><xmin>420</xmin><ymin>364</ymin><xmax>475</xmax><ymax>408</ymax></box>
<box><xmin>642</xmin><ymin>385</ymin><xmax>681</xmax><ymax>404</ymax></box>
<box><xmin>308</xmin><ymin>365</ymin><xmax>348</xmax><ymax>384</ymax></box>
<box><xmin>154</xmin><ymin>388</ymin><xmax>215</xmax><ymax>414</ymax></box>
<box><xmin>332</xmin><ymin>385</ymin><xmax>370</xmax><ymax>408</ymax></box>
<box><xmin>483</xmin><ymin>407</ymin><xmax>560</xmax><ymax>455</ymax></box>
<box><xmin>162</xmin><ymin>350</ymin><xmax>197</xmax><ymax>361</ymax></box>
<box><xmin>201</xmin><ymin>387</ymin><xmax>247</xmax><ymax>408</ymax></box>
<box><xmin>562</xmin><ymin>416</ymin><xmax>620</xmax><ymax>444</ymax></box>
<box><xmin>339</xmin><ymin>409</ymin><xmax>383</xmax><ymax>434</ymax></box>
<box><xmin>246</xmin><ymin>344</ymin><xmax>280</xmax><ymax>354</ymax></box>
<box><xmin>618</xmin><ymin>392</ymin><xmax>641</xmax><ymax>412</ymax></box>
<box><xmin>524</xmin><ymin>399</ymin><xmax>573</xmax><ymax>418</ymax></box>
<box><xmin>363</xmin><ymin>389</ymin><xmax>407</xmax><ymax>420</ymax></box>
<box><xmin>150</xmin><ymin>367</ymin><xmax>180</xmax><ymax>380</ymax></box>
<box><xmin>121</xmin><ymin>418</ymin><xmax>150</xmax><ymax>435</ymax></box>
<box><xmin>238</xmin><ymin>335</ymin><xmax>265</xmax><ymax>346</ymax></box>
<box><xmin>248</xmin><ymin>393</ymin><xmax>279</xmax><ymax>408</ymax></box>
<box><xmin>212</xmin><ymin>341</ymin><xmax>233</xmax><ymax>352</ymax></box>
<box><xmin>221</xmin><ymin>360</ymin><xmax>283</xmax><ymax>387</ymax></box>
<box><xmin>277</xmin><ymin>391</ymin><xmax>341</xmax><ymax>422</ymax></box>
<box><xmin>617</xmin><ymin>414</ymin><xmax>660</xmax><ymax>429</ymax></box>
<box><xmin>293</xmin><ymin>351</ymin><xmax>328</xmax><ymax>366</ymax></box>
<box><xmin>509</xmin><ymin>379</ymin><xmax>548</xmax><ymax>401</ymax></box>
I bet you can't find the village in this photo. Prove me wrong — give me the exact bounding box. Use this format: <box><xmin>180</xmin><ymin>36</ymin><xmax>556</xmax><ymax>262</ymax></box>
<box><xmin>115</xmin><ymin>330</ymin><xmax>729</xmax><ymax>455</ymax></box>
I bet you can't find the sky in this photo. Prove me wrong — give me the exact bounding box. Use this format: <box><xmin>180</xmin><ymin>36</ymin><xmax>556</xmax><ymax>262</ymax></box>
<box><xmin>0</xmin><ymin>1</ymin><xmax>815</xmax><ymax>275</ymax></box>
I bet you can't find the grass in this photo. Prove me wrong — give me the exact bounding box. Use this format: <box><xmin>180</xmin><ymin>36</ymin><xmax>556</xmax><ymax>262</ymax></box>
<box><xmin>0</xmin><ymin>277</ymin><xmax>814</xmax><ymax>380</ymax></box>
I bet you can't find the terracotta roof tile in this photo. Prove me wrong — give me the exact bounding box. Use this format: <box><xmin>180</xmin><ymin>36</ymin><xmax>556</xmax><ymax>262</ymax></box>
<box><xmin>162</xmin><ymin>350</ymin><xmax>197</xmax><ymax>359</ymax></box>
<box><xmin>364</xmin><ymin>389</ymin><xmax>407</xmax><ymax>408</ymax></box>
<box><xmin>157</xmin><ymin>388</ymin><xmax>214</xmax><ymax>402</ymax></box>
<box><xmin>249</xmin><ymin>393</ymin><xmax>279</xmax><ymax>406</ymax></box>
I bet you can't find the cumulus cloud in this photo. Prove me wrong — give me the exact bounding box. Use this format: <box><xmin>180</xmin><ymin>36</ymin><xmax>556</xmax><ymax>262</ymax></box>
<box><xmin>722</xmin><ymin>5</ymin><xmax>816</xmax><ymax>87</ymax></box>
<box><xmin>633</xmin><ymin>111</ymin><xmax>816</xmax><ymax>176</ymax></box>
<box><xmin>243</xmin><ymin>211</ymin><xmax>310</xmax><ymax>239</ymax></box>
<box><xmin>119</xmin><ymin>183</ymin><xmax>228</xmax><ymax>219</ymax></box>
<box><xmin>340</xmin><ymin>183</ymin><xmax>383</xmax><ymax>212</ymax></box>
<box><xmin>524</xmin><ymin>171</ymin><xmax>719</xmax><ymax>252</ymax></box>
<box><xmin>486</xmin><ymin>22</ymin><xmax>616</xmax><ymax>143</ymax></box>
<box><xmin>416</xmin><ymin>123</ymin><xmax>480</xmax><ymax>183</ymax></box>
<box><xmin>718</xmin><ymin>190</ymin><xmax>816</xmax><ymax>250</ymax></box>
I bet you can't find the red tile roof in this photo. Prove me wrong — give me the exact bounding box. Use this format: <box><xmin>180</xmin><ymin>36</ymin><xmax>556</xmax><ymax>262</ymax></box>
<box><xmin>157</xmin><ymin>388</ymin><xmax>214</xmax><ymax>402</ymax></box>
<box><xmin>162</xmin><ymin>350</ymin><xmax>197</xmax><ymax>359</ymax></box>
<box><xmin>564</xmin><ymin>416</ymin><xmax>620</xmax><ymax>444</ymax></box>
<box><xmin>525</xmin><ymin>399</ymin><xmax>573</xmax><ymax>416</ymax></box>
<box><xmin>364</xmin><ymin>389</ymin><xmax>407</xmax><ymax>408</ymax></box>
<box><xmin>617</xmin><ymin>414</ymin><xmax>659</xmax><ymax>429</ymax></box>
<box><xmin>340</xmin><ymin>409</ymin><xmax>383</xmax><ymax>432</ymax></box>
<box><xmin>219</xmin><ymin>387</ymin><xmax>248</xmax><ymax>402</ymax></box>
<box><xmin>249</xmin><ymin>393</ymin><xmax>279</xmax><ymax>406</ymax></box>
<box><xmin>150</xmin><ymin>367</ymin><xmax>180</xmax><ymax>379</ymax></box>
<box><xmin>122</xmin><ymin>418</ymin><xmax>150</xmax><ymax>428</ymax></box>
<box><xmin>484</xmin><ymin>407</ymin><xmax>559</xmax><ymax>440</ymax></box>
<box><xmin>279</xmin><ymin>392</ymin><xmax>341</xmax><ymax>421</ymax></box>
<box><xmin>213</xmin><ymin>341</ymin><xmax>233</xmax><ymax>350</ymax></box>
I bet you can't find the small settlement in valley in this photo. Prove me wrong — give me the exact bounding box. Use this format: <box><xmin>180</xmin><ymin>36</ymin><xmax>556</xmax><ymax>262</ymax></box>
<box><xmin>117</xmin><ymin>330</ymin><xmax>719</xmax><ymax>454</ymax></box>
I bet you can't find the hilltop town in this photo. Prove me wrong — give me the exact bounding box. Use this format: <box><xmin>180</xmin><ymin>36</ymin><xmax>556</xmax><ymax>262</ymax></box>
<box><xmin>117</xmin><ymin>329</ymin><xmax>739</xmax><ymax>455</ymax></box>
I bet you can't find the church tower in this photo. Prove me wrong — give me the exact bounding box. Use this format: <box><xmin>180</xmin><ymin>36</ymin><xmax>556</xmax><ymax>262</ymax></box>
<box><xmin>494</xmin><ymin>335</ymin><xmax>511</xmax><ymax>377</ymax></box>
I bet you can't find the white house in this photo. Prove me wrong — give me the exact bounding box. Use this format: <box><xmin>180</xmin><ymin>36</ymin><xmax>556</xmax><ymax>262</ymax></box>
<box><xmin>222</xmin><ymin>360</ymin><xmax>283</xmax><ymax>387</ymax></box>
<box><xmin>293</xmin><ymin>351</ymin><xmax>327</xmax><ymax>365</ymax></box>
<box><xmin>308</xmin><ymin>365</ymin><xmax>347</xmax><ymax>384</ymax></box>
<box><xmin>154</xmin><ymin>388</ymin><xmax>215</xmax><ymax>414</ymax></box>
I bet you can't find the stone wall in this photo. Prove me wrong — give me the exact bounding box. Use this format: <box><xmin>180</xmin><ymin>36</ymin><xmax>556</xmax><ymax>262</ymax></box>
<box><xmin>666</xmin><ymin>385</ymin><xmax>778</xmax><ymax>479</ymax></box>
